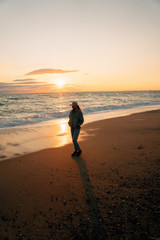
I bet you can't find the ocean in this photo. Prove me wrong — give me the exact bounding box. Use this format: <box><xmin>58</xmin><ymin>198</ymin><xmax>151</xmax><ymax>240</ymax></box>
<box><xmin>0</xmin><ymin>91</ymin><xmax>160</xmax><ymax>160</ymax></box>
<box><xmin>0</xmin><ymin>91</ymin><xmax>160</xmax><ymax>129</ymax></box>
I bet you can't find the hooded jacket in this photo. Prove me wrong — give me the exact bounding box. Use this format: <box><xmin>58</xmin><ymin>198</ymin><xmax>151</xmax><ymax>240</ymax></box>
<box><xmin>68</xmin><ymin>108</ymin><xmax>84</xmax><ymax>128</ymax></box>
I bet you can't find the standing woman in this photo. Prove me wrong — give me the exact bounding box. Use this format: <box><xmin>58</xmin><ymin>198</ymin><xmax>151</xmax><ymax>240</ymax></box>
<box><xmin>68</xmin><ymin>101</ymin><xmax>84</xmax><ymax>157</ymax></box>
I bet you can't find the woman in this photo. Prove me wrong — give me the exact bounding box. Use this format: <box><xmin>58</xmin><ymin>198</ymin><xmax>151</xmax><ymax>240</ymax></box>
<box><xmin>68</xmin><ymin>101</ymin><xmax>84</xmax><ymax>157</ymax></box>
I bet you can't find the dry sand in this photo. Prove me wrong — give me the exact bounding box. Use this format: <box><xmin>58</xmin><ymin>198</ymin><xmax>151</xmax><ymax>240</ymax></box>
<box><xmin>0</xmin><ymin>110</ymin><xmax>160</xmax><ymax>240</ymax></box>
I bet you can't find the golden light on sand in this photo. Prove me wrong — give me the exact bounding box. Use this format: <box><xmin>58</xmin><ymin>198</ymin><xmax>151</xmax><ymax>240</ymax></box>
<box><xmin>56</xmin><ymin>120</ymin><xmax>71</xmax><ymax>146</ymax></box>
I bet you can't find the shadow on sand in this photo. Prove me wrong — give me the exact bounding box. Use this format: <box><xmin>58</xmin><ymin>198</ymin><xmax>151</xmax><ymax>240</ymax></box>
<box><xmin>73</xmin><ymin>156</ymin><xmax>108</xmax><ymax>240</ymax></box>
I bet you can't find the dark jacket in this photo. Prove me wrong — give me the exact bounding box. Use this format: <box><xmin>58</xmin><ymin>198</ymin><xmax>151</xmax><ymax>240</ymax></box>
<box><xmin>68</xmin><ymin>108</ymin><xmax>84</xmax><ymax>128</ymax></box>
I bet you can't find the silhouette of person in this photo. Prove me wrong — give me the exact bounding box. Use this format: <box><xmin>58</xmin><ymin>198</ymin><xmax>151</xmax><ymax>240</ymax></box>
<box><xmin>68</xmin><ymin>101</ymin><xmax>84</xmax><ymax>156</ymax></box>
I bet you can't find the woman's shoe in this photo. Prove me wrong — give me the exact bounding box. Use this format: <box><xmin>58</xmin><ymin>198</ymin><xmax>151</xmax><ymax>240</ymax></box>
<box><xmin>77</xmin><ymin>150</ymin><xmax>82</xmax><ymax>156</ymax></box>
<box><xmin>71</xmin><ymin>151</ymin><xmax>78</xmax><ymax>156</ymax></box>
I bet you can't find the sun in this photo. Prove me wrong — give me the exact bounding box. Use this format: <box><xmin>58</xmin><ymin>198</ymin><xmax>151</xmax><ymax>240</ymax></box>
<box><xmin>55</xmin><ymin>80</ymin><xmax>64</xmax><ymax>88</ymax></box>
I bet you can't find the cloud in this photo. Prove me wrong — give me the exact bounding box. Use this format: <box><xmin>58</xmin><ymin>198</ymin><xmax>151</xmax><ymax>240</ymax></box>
<box><xmin>0</xmin><ymin>81</ymin><xmax>46</xmax><ymax>86</ymax></box>
<box><xmin>0</xmin><ymin>81</ymin><xmax>79</xmax><ymax>94</ymax></box>
<box><xmin>13</xmin><ymin>78</ymin><xmax>36</xmax><ymax>82</ymax></box>
<box><xmin>13</xmin><ymin>81</ymin><xmax>47</xmax><ymax>85</ymax></box>
<box><xmin>0</xmin><ymin>82</ymin><xmax>12</xmax><ymax>87</ymax></box>
<box><xmin>25</xmin><ymin>68</ymin><xmax>79</xmax><ymax>75</ymax></box>
<box><xmin>0</xmin><ymin>82</ymin><xmax>55</xmax><ymax>94</ymax></box>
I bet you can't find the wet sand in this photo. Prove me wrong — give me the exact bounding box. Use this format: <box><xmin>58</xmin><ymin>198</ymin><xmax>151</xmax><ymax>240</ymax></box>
<box><xmin>1</xmin><ymin>105</ymin><xmax>159</xmax><ymax>161</ymax></box>
<box><xmin>0</xmin><ymin>110</ymin><xmax>160</xmax><ymax>240</ymax></box>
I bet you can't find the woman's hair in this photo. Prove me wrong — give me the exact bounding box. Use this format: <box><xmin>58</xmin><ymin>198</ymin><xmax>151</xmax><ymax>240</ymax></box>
<box><xmin>77</xmin><ymin>104</ymin><xmax>82</xmax><ymax>111</ymax></box>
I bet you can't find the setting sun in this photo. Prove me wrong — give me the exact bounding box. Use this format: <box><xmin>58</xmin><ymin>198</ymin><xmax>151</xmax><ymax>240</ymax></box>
<box><xmin>55</xmin><ymin>80</ymin><xmax>64</xmax><ymax>88</ymax></box>
<box><xmin>0</xmin><ymin>0</ymin><xmax>160</xmax><ymax>94</ymax></box>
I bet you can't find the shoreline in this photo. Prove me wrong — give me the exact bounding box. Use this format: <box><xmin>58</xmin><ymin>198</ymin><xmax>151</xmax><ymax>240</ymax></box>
<box><xmin>0</xmin><ymin>106</ymin><xmax>160</xmax><ymax>161</ymax></box>
<box><xmin>1</xmin><ymin>103</ymin><xmax>160</xmax><ymax>131</ymax></box>
<box><xmin>0</xmin><ymin>109</ymin><xmax>159</xmax><ymax>239</ymax></box>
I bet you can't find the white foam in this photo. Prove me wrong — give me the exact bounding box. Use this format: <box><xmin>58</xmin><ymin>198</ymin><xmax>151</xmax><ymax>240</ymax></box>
<box><xmin>0</xmin><ymin>105</ymin><xmax>159</xmax><ymax>161</ymax></box>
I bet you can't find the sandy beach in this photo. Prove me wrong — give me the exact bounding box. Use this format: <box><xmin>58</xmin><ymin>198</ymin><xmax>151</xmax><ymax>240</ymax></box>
<box><xmin>0</xmin><ymin>110</ymin><xmax>160</xmax><ymax>240</ymax></box>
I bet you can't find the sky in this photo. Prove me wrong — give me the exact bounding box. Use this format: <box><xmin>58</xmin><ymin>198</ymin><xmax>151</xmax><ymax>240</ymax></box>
<box><xmin>0</xmin><ymin>0</ymin><xmax>160</xmax><ymax>93</ymax></box>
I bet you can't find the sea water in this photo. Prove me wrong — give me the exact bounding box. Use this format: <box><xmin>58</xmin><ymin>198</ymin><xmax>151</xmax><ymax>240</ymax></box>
<box><xmin>0</xmin><ymin>91</ymin><xmax>160</xmax><ymax>160</ymax></box>
<box><xmin>0</xmin><ymin>91</ymin><xmax>160</xmax><ymax>129</ymax></box>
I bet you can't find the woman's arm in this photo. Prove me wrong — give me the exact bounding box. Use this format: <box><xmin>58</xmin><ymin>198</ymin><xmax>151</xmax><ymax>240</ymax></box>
<box><xmin>77</xmin><ymin>111</ymin><xmax>84</xmax><ymax>127</ymax></box>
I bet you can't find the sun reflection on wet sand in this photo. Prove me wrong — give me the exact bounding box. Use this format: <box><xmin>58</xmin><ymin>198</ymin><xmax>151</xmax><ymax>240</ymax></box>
<box><xmin>0</xmin><ymin>119</ymin><xmax>72</xmax><ymax>160</ymax></box>
<box><xmin>0</xmin><ymin>117</ymin><xmax>94</xmax><ymax>161</ymax></box>
<box><xmin>55</xmin><ymin>120</ymin><xmax>71</xmax><ymax>147</ymax></box>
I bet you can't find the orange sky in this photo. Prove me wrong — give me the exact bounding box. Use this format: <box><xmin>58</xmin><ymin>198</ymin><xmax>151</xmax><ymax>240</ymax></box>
<box><xmin>0</xmin><ymin>0</ymin><xmax>160</xmax><ymax>93</ymax></box>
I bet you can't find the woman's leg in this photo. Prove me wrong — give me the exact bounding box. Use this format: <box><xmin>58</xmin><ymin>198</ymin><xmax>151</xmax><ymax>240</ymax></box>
<box><xmin>72</xmin><ymin>127</ymin><xmax>81</xmax><ymax>151</ymax></box>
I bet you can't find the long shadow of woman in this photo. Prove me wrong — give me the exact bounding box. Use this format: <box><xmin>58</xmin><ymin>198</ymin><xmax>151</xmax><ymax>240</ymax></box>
<box><xmin>73</xmin><ymin>156</ymin><xmax>108</xmax><ymax>240</ymax></box>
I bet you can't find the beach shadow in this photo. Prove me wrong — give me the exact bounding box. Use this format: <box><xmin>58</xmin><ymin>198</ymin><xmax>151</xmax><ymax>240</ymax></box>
<box><xmin>73</xmin><ymin>156</ymin><xmax>108</xmax><ymax>240</ymax></box>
